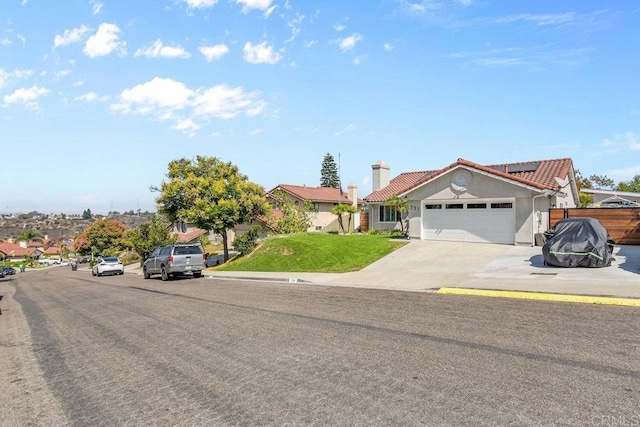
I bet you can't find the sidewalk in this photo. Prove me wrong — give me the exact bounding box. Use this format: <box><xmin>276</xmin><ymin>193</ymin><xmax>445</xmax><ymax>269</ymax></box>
<box><xmin>203</xmin><ymin>241</ymin><xmax>640</xmax><ymax>303</ymax></box>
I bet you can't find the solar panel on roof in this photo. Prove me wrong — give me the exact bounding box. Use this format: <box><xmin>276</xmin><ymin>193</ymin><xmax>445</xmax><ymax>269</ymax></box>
<box><xmin>507</xmin><ymin>162</ymin><xmax>540</xmax><ymax>173</ymax></box>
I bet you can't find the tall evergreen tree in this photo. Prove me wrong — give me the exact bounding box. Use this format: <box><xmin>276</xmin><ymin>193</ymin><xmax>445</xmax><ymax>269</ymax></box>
<box><xmin>320</xmin><ymin>153</ymin><xmax>340</xmax><ymax>188</ymax></box>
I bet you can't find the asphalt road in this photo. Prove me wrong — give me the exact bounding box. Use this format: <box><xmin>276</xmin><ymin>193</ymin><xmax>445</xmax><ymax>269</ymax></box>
<box><xmin>1</xmin><ymin>268</ymin><xmax>639</xmax><ymax>426</ymax></box>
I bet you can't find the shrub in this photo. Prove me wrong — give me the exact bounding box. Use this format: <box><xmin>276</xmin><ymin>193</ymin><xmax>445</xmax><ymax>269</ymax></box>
<box><xmin>233</xmin><ymin>226</ymin><xmax>260</xmax><ymax>255</ymax></box>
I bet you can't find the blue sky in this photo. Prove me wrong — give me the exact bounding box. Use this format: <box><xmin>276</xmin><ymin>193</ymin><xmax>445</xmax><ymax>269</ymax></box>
<box><xmin>1</xmin><ymin>0</ymin><xmax>639</xmax><ymax>214</ymax></box>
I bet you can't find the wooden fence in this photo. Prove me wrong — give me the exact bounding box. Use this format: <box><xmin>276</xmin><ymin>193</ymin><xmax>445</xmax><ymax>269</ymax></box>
<box><xmin>549</xmin><ymin>208</ymin><xmax>640</xmax><ymax>245</ymax></box>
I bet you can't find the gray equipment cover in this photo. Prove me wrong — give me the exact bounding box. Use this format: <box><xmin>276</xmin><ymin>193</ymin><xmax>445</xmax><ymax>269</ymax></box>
<box><xmin>542</xmin><ymin>217</ymin><xmax>615</xmax><ymax>268</ymax></box>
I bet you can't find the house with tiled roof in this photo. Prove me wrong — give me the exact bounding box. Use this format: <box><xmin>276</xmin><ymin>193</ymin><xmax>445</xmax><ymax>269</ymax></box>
<box><xmin>364</xmin><ymin>158</ymin><xmax>579</xmax><ymax>246</ymax></box>
<box><xmin>0</xmin><ymin>241</ymin><xmax>41</xmax><ymax>260</ymax></box>
<box><xmin>266</xmin><ymin>183</ymin><xmax>363</xmax><ymax>232</ymax></box>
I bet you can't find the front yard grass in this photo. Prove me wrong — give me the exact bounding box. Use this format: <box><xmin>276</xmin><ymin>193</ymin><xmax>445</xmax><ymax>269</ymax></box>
<box><xmin>216</xmin><ymin>233</ymin><xmax>407</xmax><ymax>273</ymax></box>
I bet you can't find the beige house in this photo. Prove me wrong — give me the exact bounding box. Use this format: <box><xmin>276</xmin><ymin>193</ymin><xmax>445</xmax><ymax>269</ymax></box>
<box><xmin>364</xmin><ymin>158</ymin><xmax>579</xmax><ymax>246</ymax></box>
<box><xmin>266</xmin><ymin>184</ymin><xmax>362</xmax><ymax>233</ymax></box>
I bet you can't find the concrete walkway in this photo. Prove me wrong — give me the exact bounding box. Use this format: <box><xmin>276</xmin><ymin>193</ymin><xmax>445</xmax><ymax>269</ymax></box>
<box><xmin>203</xmin><ymin>241</ymin><xmax>640</xmax><ymax>301</ymax></box>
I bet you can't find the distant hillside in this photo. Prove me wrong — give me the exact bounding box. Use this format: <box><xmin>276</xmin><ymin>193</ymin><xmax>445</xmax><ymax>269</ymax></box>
<box><xmin>0</xmin><ymin>213</ymin><xmax>155</xmax><ymax>241</ymax></box>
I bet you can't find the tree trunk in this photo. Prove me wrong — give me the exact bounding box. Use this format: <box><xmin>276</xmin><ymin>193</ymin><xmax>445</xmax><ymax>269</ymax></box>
<box><xmin>222</xmin><ymin>229</ymin><xmax>229</xmax><ymax>261</ymax></box>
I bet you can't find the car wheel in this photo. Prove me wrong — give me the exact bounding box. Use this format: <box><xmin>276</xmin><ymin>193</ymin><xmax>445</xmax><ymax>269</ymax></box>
<box><xmin>92</xmin><ymin>269</ymin><xmax>96</xmax><ymax>276</ymax></box>
<box><xmin>161</xmin><ymin>267</ymin><xmax>169</xmax><ymax>281</ymax></box>
<box><xmin>143</xmin><ymin>267</ymin><xmax>150</xmax><ymax>279</ymax></box>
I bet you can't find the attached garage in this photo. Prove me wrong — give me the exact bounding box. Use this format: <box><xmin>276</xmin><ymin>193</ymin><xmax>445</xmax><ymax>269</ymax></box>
<box><xmin>421</xmin><ymin>199</ymin><xmax>515</xmax><ymax>244</ymax></box>
<box><xmin>364</xmin><ymin>158</ymin><xmax>580</xmax><ymax>246</ymax></box>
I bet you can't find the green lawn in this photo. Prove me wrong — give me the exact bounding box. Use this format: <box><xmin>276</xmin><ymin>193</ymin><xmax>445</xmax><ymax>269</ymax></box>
<box><xmin>216</xmin><ymin>233</ymin><xmax>407</xmax><ymax>273</ymax></box>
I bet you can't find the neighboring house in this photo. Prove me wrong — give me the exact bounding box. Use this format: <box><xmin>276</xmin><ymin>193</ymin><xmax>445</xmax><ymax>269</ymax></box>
<box><xmin>364</xmin><ymin>158</ymin><xmax>579</xmax><ymax>246</ymax></box>
<box><xmin>169</xmin><ymin>223</ymin><xmax>222</xmax><ymax>245</ymax></box>
<box><xmin>581</xmin><ymin>188</ymin><xmax>640</xmax><ymax>207</ymax></box>
<box><xmin>43</xmin><ymin>246</ymin><xmax>62</xmax><ymax>257</ymax></box>
<box><xmin>266</xmin><ymin>184</ymin><xmax>362</xmax><ymax>232</ymax></box>
<box><xmin>0</xmin><ymin>241</ymin><xmax>41</xmax><ymax>261</ymax></box>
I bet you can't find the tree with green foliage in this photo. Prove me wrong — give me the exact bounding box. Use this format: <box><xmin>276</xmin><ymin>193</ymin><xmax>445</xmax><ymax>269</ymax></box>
<box><xmin>82</xmin><ymin>209</ymin><xmax>93</xmax><ymax>220</ymax></box>
<box><xmin>73</xmin><ymin>218</ymin><xmax>127</xmax><ymax>256</ymax></box>
<box><xmin>589</xmin><ymin>174</ymin><xmax>615</xmax><ymax>190</ymax></box>
<box><xmin>331</xmin><ymin>203</ymin><xmax>358</xmax><ymax>234</ymax></box>
<box><xmin>126</xmin><ymin>214</ymin><xmax>177</xmax><ymax>265</ymax></box>
<box><xmin>320</xmin><ymin>153</ymin><xmax>340</xmax><ymax>188</ymax></box>
<box><xmin>385</xmin><ymin>195</ymin><xmax>409</xmax><ymax>234</ymax></box>
<box><xmin>614</xmin><ymin>175</ymin><xmax>640</xmax><ymax>193</ymax></box>
<box><xmin>17</xmin><ymin>229</ymin><xmax>44</xmax><ymax>242</ymax></box>
<box><xmin>233</xmin><ymin>226</ymin><xmax>260</xmax><ymax>255</ymax></box>
<box><xmin>154</xmin><ymin>156</ymin><xmax>269</xmax><ymax>262</ymax></box>
<box><xmin>269</xmin><ymin>188</ymin><xmax>313</xmax><ymax>234</ymax></box>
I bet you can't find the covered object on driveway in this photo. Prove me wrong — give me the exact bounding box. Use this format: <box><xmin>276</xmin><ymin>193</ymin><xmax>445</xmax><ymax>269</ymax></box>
<box><xmin>542</xmin><ymin>217</ymin><xmax>615</xmax><ymax>268</ymax></box>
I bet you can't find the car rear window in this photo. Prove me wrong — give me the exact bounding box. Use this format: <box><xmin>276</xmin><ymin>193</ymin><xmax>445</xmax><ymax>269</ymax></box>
<box><xmin>173</xmin><ymin>245</ymin><xmax>202</xmax><ymax>255</ymax></box>
<box><xmin>103</xmin><ymin>257</ymin><xmax>120</xmax><ymax>263</ymax></box>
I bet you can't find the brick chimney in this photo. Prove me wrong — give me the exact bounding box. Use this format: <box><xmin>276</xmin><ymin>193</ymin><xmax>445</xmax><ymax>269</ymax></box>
<box><xmin>348</xmin><ymin>183</ymin><xmax>358</xmax><ymax>207</ymax></box>
<box><xmin>372</xmin><ymin>161</ymin><xmax>390</xmax><ymax>192</ymax></box>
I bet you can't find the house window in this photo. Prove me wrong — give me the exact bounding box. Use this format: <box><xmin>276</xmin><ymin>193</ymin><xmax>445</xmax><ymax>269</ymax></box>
<box><xmin>425</xmin><ymin>204</ymin><xmax>442</xmax><ymax>209</ymax></box>
<box><xmin>314</xmin><ymin>203</ymin><xmax>320</xmax><ymax>212</ymax></box>
<box><xmin>379</xmin><ymin>205</ymin><xmax>398</xmax><ymax>222</ymax></box>
<box><xmin>446</xmin><ymin>204</ymin><xmax>464</xmax><ymax>209</ymax></box>
<box><xmin>491</xmin><ymin>202</ymin><xmax>513</xmax><ymax>209</ymax></box>
<box><xmin>467</xmin><ymin>203</ymin><xmax>487</xmax><ymax>209</ymax></box>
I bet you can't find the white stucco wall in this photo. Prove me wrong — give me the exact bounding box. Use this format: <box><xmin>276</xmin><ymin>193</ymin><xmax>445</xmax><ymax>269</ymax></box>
<box><xmin>369</xmin><ymin>167</ymin><xmax>553</xmax><ymax>245</ymax></box>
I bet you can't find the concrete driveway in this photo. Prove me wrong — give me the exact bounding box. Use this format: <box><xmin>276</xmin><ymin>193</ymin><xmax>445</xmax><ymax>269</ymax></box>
<box><xmin>206</xmin><ymin>240</ymin><xmax>640</xmax><ymax>298</ymax></box>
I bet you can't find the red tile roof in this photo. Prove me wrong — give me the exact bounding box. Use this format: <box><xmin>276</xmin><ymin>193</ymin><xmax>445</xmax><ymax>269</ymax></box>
<box><xmin>268</xmin><ymin>184</ymin><xmax>361</xmax><ymax>204</ymax></box>
<box><xmin>365</xmin><ymin>158</ymin><xmax>574</xmax><ymax>202</ymax></box>
<box><xmin>44</xmin><ymin>246</ymin><xmax>62</xmax><ymax>255</ymax></box>
<box><xmin>0</xmin><ymin>242</ymin><xmax>34</xmax><ymax>257</ymax></box>
<box><xmin>175</xmin><ymin>228</ymin><xmax>206</xmax><ymax>243</ymax></box>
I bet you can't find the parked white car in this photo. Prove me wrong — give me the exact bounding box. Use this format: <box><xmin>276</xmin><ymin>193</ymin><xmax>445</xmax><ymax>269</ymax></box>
<box><xmin>92</xmin><ymin>257</ymin><xmax>124</xmax><ymax>276</ymax></box>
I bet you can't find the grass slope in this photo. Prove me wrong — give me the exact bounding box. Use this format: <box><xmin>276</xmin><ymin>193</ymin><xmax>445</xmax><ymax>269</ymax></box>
<box><xmin>217</xmin><ymin>233</ymin><xmax>407</xmax><ymax>273</ymax></box>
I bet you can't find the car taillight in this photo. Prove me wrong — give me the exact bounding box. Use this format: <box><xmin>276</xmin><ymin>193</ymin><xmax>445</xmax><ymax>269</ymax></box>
<box><xmin>202</xmin><ymin>254</ymin><xmax>206</xmax><ymax>260</ymax></box>
<box><xmin>167</xmin><ymin>256</ymin><xmax>173</xmax><ymax>263</ymax></box>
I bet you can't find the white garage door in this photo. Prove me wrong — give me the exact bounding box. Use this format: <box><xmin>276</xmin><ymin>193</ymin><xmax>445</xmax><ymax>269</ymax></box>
<box><xmin>422</xmin><ymin>199</ymin><xmax>515</xmax><ymax>244</ymax></box>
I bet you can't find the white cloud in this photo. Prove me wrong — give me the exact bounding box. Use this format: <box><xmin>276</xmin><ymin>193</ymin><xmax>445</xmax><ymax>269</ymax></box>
<box><xmin>53</xmin><ymin>25</ymin><xmax>89</xmax><ymax>48</ymax></box>
<box><xmin>383</xmin><ymin>42</ymin><xmax>394</xmax><ymax>51</ymax></box>
<box><xmin>248</xmin><ymin>128</ymin><xmax>264</xmax><ymax>136</ymax></box>
<box><xmin>21</xmin><ymin>0</ymin><xmax>27</xmax><ymax>5</ymax></box>
<box><xmin>172</xmin><ymin>119</ymin><xmax>200</xmax><ymax>134</ymax></box>
<box><xmin>16</xmin><ymin>34</ymin><xmax>26</xmax><ymax>47</ymax></box>
<box><xmin>352</xmin><ymin>55</ymin><xmax>366</xmax><ymax>65</ymax></box>
<box><xmin>0</xmin><ymin>69</ymin><xmax>8</xmax><ymax>89</ymax></box>
<box><xmin>334</xmin><ymin>33</ymin><xmax>363</xmax><ymax>52</ymax></box>
<box><xmin>111</xmin><ymin>77</ymin><xmax>265</xmax><ymax>131</ymax></box>
<box><xmin>489</xmin><ymin>13</ymin><xmax>576</xmax><ymax>26</ymax></box>
<box><xmin>192</xmin><ymin>85</ymin><xmax>263</xmax><ymax>119</ymax></box>
<box><xmin>285</xmin><ymin>13</ymin><xmax>305</xmax><ymax>42</ymax></box>
<box><xmin>334</xmin><ymin>23</ymin><xmax>346</xmax><ymax>32</ymax></box>
<box><xmin>608</xmin><ymin>165</ymin><xmax>640</xmax><ymax>180</ymax></box>
<box><xmin>91</xmin><ymin>1</ymin><xmax>104</xmax><ymax>14</ymax></box>
<box><xmin>243</xmin><ymin>41</ymin><xmax>283</xmax><ymax>64</ymax></box>
<box><xmin>83</xmin><ymin>23</ymin><xmax>126</xmax><ymax>57</ymax></box>
<box><xmin>199</xmin><ymin>43</ymin><xmax>229</xmax><ymax>62</ymax></box>
<box><xmin>111</xmin><ymin>77</ymin><xmax>193</xmax><ymax>114</ymax></box>
<box><xmin>134</xmin><ymin>39</ymin><xmax>191</xmax><ymax>59</ymax></box>
<box><xmin>0</xmin><ymin>68</ymin><xmax>33</xmax><ymax>90</ymax></box>
<box><xmin>54</xmin><ymin>69</ymin><xmax>72</xmax><ymax>79</ymax></box>
<box><xmin>304</xmin><ymin>40</ymin><xmax>317</xmax><ymax>48</ymax></box>
<box><xmin>334</xmin><ymin>123</ymin><xmax>356</xmax><ymax>136</ymax></box>
<box><xmin>236</xmin><ymin>0</ymin><xmax>272</xmax><ymax>13</ymax></box>
<box><xmin>3</xmin><ymin>85</ymin><xmax>50</xmax><ymax>109</ymax></box>
<box><xmin>600</xmin><ymin>132</ymin><xmax>640</xmax><ymax>153</ymax></box>
<box><xmin>76</xmin><ymin>92</ymin><xmax>109</xmax><ymax>102</ymax></box>
<box><xmin>181</xmin><ymin>0</ymin><xmax>218</xmax><ymax>9</ymax></box>
<box><xmin>0</xmin><ymin>37</ymin><xmax>11</xmax><ymax>46</ymax></box>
